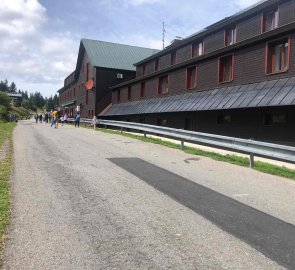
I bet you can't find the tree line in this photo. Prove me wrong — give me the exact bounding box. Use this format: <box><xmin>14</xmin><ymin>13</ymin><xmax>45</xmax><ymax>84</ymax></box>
<box><xmin>0</xmin><ymin>79</ymin><xmax>59</xmax><ymax>112</ymax></box>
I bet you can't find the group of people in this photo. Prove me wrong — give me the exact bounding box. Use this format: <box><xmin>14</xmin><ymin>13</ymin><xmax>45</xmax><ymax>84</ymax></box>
<box><xmin>33</xmin><ymin>110</ymin><xmax>83</xmax><ymax>129</ymax></box>
<box><xmin>9</xmin><ymin>114</ymin><xmax>17</xmax><ymax>122</ymax></box>
<box><xmin>34</xmin><ymin>110</ymin><xmax>69</xmax><ymax>128</ymax></box>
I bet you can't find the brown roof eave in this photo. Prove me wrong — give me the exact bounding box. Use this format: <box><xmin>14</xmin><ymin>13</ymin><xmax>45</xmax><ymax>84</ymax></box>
<box><xmin>57</xmin><ymin>80</ymin><xmax>78</xmax><ymax>93</ymax></box>
<box><xmin>134</xmin><ymin>0</ymin><xmax>283</xmax><ymax>66</ymax></box>
<box><xmin>111</xmin><ymin>21</ymin><xmax>295</xmax><ymax>91</ymax></box>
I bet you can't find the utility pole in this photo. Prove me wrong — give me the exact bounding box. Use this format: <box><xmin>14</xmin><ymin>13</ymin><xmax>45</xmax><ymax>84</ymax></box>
<box><xmin>162</xmin><ymin>21</ymin><xmax>166</xmax><ymax>49</ymax></box>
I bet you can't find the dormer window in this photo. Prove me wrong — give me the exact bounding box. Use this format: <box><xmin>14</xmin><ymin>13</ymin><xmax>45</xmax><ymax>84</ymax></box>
<box><xmin>225</xmin><ymin>27</ymin><xmax>236</xmax><ymax>46</ymax></box>
<box><xmin>263</xmin><ymin>8</ymin><xmax>278</xmax><ymax>32</ymax></box>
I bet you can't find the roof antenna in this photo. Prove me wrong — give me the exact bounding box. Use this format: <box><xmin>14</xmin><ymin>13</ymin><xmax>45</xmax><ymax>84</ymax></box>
<box><xmin>162</xmin><ymin>21</ymin><xmax>166</xmax><ymax>49</ymax></box>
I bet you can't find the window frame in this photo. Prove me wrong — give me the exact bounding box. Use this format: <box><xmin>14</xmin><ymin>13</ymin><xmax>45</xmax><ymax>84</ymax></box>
<box><xmin>186</xmin><ymin>65</ymin><xmax>197</xmax><ymax>90</ymax></box>
<box><xmin>158</xmin><ymin>75</ymin><xmax>169</xmax><ymax>95</ymax></box>
<box><xmin>218</xmin><ymin>54</ymin><xmax>234</xmax><ymax>84</ymax></box>
<box><xmin>171</xmin><ymin>51</ymin><xmax>177</xmax><ymax>65</ymax></box>
<box><xmin>154</xmin><ymin>58</ymin><xmax>159</xmax><ymax>71</ymax></box>
<box><xmin>117</xmin><ymin>89</ymin><xmax>121</xmax><ymax>103</ymax></box>
<box><xmin>265</xmin><ymin>37</ymin><xmax>290</xmax><ymax>75</ymax></box>
<box><xmin>127</xmin><ymin>86</ymin><xmax>132</xmax><ymax>101</ymax></box>
<box><xmin>217</xmin><ymin>114</ymin><xmax>232</xmax><ymax>125</ymax></box>
<box><xmin>262</xmin><ymin>7</ymin><xmax>279</xmax><ymax>33</ymax></box>
<box><xmin>192</xmin><ymin>41</ymin><xmax>204</xmax><ymax>58</ymax></box>
<box><xmin>86</xmin><ymin>62</ymin><xmax>89</xmax><ymax>81</ymax></box>
<box><xmin>225</xmin><ymin>27</ymin><xmax>236</xmax><ymax>46</ymax></box>
<box><xmin>263</xmin><ymin>112</ymin><xmax>287</xmax><ymax>126</ymax></box>
<box><xmin>140</xmin><ymin>81</ymin><xmax>145</xmax><ymax>98</ymax></box>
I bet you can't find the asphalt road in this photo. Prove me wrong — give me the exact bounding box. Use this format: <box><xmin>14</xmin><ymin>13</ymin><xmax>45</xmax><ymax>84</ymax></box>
<box><xmin>2</xmin><ymin>120</ymin><xmax>295</xmax><ymax>270</ymax></box>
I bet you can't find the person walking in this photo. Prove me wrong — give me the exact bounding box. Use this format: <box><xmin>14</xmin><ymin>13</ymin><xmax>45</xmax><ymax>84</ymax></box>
<box><xmin>64</xmin><ymin>112</ymin><xmax>68</xmax><ymax>124</ymax></box>
<box><xmin>34</xmin><ymin>113</ymin><xmax>38</xmax><ymax>123</ymax></box>
<box><xmin>60</xmin><ymin>116</ymin><xmax>64</xmax><ymax>126</ymax></box>
<box><xmin>74</xmin><ymin>112</ymin><xmax>80</xmax><ymax>128</ymax></box>
<box><xmin>91</xmin><ymin>115</ymin><xmax>97</xmax><ymax>131</ymax></box>
<box><xmin>52</xmin><ymin>109</ymin><xmax>58</xmax><ymax>128</ymax></box>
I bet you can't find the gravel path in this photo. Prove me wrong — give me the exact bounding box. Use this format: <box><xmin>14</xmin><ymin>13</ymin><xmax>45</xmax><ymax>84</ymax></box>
<box><xmin>2</xmin><ymin>120</ymin><xmax>295</xmax><ymax>270</ymax></box>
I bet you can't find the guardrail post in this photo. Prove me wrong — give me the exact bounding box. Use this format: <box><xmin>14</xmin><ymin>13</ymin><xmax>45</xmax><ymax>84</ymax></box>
<box><xmin>120</xmin><ymin>127</ymin><xmax>123</xmax><ymax>133</ymax></box>
<box><xmin>181</xmin><ymin>140</ymin><xmax>184</xmax><ymax>151</ymax></box>
<box><xmin>104</xmin><ymin>124</ymin><xmax>107</xmax><ymax>129</ymax></box>
<box><xmin>144</xmin><ymin>132</ymin><xmax>147</xmax><ymax>138</ymax></box>
<box><xmin>250</xmin><ymin>154</ymin><xmax>254</xmax><ymax>168</ymax></box>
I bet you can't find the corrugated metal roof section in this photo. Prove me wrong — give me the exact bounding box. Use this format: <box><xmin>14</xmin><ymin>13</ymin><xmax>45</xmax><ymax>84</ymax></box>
<box><xmin>103</xmin><ymin>77</ymin><xmax>295</xmax><ymax>116</ymax></box>
<box><xmin>81</xmin><ymin>39</ymin><xmax>159</xmax><ymax>71</ymax></box>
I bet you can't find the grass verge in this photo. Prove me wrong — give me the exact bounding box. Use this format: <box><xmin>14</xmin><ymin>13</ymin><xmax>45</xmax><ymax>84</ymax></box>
<box><xmin>96</xmin><ymin>127</ymin><xmax>295</xmax><ymax>181</ymax></box>
<box><xmin>0</xmin><ymin>122</ymin><xmax>16</xmax><ymax>252</ymax></box>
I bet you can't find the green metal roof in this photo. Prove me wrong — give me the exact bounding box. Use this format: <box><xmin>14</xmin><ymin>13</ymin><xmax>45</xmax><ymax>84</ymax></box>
<box><xmin>81</xmin><ymin>39</ymin><xmax>159</xmax><ymax>71</ymax></box>
<box><xmin>62</xmin><ymin>100</ymin><xmax>76</xmax><ymax>108</ymax></box>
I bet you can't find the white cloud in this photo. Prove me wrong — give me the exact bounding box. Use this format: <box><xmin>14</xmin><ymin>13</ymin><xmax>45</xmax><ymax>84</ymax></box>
<box><xmin>0</xmin><ymin>0</ymin><xmax>47</xmax><ymax>37</ymax></box>
<box><xmin>0</xmin><ymin>0</ymin><xmax>79</xmax><ymax>96</ymax></box>
<box><xmin>41</xmin><ymin>36</ymin><xmax>77</xmax><ymax>55</ymax></box>
<box><xmin>232</xmin><ymin>0</ymin><xmax>262</xmax><ymax>9</ymax></box>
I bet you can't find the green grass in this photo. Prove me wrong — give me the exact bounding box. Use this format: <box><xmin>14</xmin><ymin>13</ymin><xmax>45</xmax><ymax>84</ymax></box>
<box><xmin>0</xmin><ymin>122</ymin><xmax>16</xmax><ymax>149</ymax></box>
<box><xmin>0</xmin><ymin>122</ymin><xmax>16</xmax><ymax>251</ymax></box>
<box><xmin>96</xmin><ymin>127</ymin><xmax>295</xmax><ymax>181</ymax></box>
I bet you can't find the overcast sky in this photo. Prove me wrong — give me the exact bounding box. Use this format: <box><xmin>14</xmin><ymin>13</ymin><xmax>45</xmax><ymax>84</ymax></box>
<box><xmin>0</xmin><ymin>0</ymin><xmax>261</xmax><ymax>97</ymax></box>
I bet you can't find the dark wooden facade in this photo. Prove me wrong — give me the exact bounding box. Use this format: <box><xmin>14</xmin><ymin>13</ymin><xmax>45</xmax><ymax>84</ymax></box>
<box><xmin>104</xmin><ymin>0</ymin><xmax>295</xmax><ymax>145</ymax></box>
<box><xmin>58</xmin><ymin>54</ymin><xmax>135</xmax><ymax>118</ymax></box>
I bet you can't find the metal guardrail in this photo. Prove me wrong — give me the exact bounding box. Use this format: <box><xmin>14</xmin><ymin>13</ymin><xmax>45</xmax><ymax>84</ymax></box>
<box><xmin>68</xmin><ymin>118</ymin><xmax>295</xmax><ymax>168</ymax></box>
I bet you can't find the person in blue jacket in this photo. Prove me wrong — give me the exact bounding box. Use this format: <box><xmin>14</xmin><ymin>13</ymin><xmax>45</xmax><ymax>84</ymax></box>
<box><xmin>74</xmin><ymin>112</ymin><xmax>80</xmax><ymax>128</ymax></box>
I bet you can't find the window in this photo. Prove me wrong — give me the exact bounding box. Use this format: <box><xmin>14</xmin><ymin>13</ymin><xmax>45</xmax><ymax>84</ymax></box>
<box><xmin>158</xmin><ymin>75</ymin><xmax>169</xmax><ymax>94</ymax></box>
<box><xmin>264</xmin><ymin>113</ymin><xmax>286</xmax><ymax>125</ymax></box>
<box><xmin>263</xmin><ymin>8</ymin><xmax>279</xmax><ymax>32</ymax></box>
<box><xmin>192</xmin><ymin>41</ymin><xmax>203</xmax><ymax>57</ymax></box>
<box><xmin>128</xmin><ymin>86</ymin><xmax>132</xmax><ymax>100</ymax></box>
<box><xmin>117</xmin><ymin>89</ymin><xmax>121</xmax><ymax>102</ymax></box>
<box><xmin>157</xmin><ymin>119</ymin><xmax>168</xmax><ymax>126</ymax></box>
<box><xmin>155</xmin><ymin>59</ymin><xmax>159</xmax><ymax>71</ymax></box>
<box><xmin>140</xmin><ymin>82</ymin><xmax>145</xmax><ymax>98</ymax></box>
<box><xmin>86</xmin><ymin>62</ymin><xmax>89</xmax><ymax>81</ymax></box>
<box><xmin>142</xmin><ymin>64</ymin><xmax>146</xmax><ymax>76</ymax></box>
<box><xmin>219</xmin><ymin>55</ymin><xmax>234</xmax><ymax>83</ymax></box>
<box><xmin>86</xmin><ymin>90</ymin><xmax>88</xmax><ymax>105</ymax></box>
<box><xmin>186</xmin><ymin>66</ymin><xmax>197</xmax><ymax>89</ymax></box>
<box><xmin>217</xmin><ymin>114</ymin><xmax>231</xmax><ymax>124</ymax></box>
<box><xmin>184</xmin><ymin>119</ymin><xmax>195</xmax><ymax>131</ymax></box>
<box><xmin>266</xmin><ymin>39</ymin><xmax>289</xmax><ymax>74</ymax></box>
<box><xmin>225</xmin><ymin>27</ymin><xmax>236</xmax><ymax>46</ymax></box>
<box><xmin>171</xmin><ymin>51</ymin><xmax>177</xmax><ymax>65</ymax></box>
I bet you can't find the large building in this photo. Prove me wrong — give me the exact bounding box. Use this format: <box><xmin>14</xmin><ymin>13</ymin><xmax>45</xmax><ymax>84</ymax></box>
<box><xmin>58</xmin><ymin>39</ymin><xmax>158</xmax><ymax>118</ymax></box>
<box><xmin>103</xmin><ymin>0</ymin><xmax>295</xmax><ymax>146</ymax></box>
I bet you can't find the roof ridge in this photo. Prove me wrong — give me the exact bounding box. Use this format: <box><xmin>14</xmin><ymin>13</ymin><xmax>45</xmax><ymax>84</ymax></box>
<box><xmin>81</xmin><ymin>38</ymin><xmax>160</xmax><ymax>51</ymax></box>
